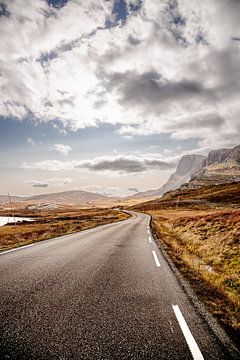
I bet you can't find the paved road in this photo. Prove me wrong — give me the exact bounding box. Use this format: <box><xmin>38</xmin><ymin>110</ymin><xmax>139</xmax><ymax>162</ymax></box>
<box><xmin>0</xmin><ymin>212</ymin><xmax>237</xmax><ymax>359</ymax></box>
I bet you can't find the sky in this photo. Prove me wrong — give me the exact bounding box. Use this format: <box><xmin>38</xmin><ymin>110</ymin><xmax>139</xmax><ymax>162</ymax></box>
<box><xmin>0</xmin><ymin>0</ymin><xmax>240</xmax><ymax>196</ymax></box>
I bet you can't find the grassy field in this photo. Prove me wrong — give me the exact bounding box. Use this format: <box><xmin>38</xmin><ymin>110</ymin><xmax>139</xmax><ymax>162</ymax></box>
<box><xmin>0</xmin><ymin>207</ymin><xmax>130</xmax><ymax>251</ymax></box>
<box><xmin>130</xmin><ymin>183</ymin><xmax>240</xmax><ymax>343</ymax></box>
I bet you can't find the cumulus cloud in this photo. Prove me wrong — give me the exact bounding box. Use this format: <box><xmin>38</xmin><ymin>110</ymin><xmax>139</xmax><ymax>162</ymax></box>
<box><xmin>21</xmin><ymin>154</ymin><xmax>177</xmax><ymax>174</ymax></box>
<box><xmin>0</xmin><ymin>0</ymin><xmax>240</xmax><ymax>148</ymax></box>
<box><xmin>27</xmin><ymin>138</ymin><xmax>36</xmax><ymax>146</ymax></box>
<box><xmin>51</xmin><ymin>143</ymin><xmax>72</xmax><ymax>155</ymax></box>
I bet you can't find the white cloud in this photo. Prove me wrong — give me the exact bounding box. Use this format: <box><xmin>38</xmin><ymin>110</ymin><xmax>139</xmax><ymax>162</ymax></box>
<box><xmin>80</xmin><ymin>185</ymin><xmax>139</xmax><ymax>197</ymax></box>
<box><xmin>51</xmin><ymin>143</ymin><xmax>72</xmax><ymax>155</ymax></box>
<box><xmin>0</xmin><ymin>0</ymin><xmax>240</xmax><ymax>149</ymax></box>
<box><xmin>27</xmin><ymin>137</ymin><xmax>36</xmax><ymax>146</ymax></box>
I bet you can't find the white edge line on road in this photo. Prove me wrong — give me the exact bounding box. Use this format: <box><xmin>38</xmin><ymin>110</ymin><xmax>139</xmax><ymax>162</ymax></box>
<box><xmin>148</xmin><ymin>236</ymin><xmax>152</xmax><ymax>243</ymax></box>
<box><xmin>152</xmin><ymin>250</ymin><xmax>160</xmax><ymax>267</ymax></box>
<box><xmin>0</xmin><ymin>244</ymin><xmax>34</xmax><ymax>256</ymax></box>
<box><xmin>172</xmin><ymin>305</ymin><xmax>204</xmax><ymax>360</ymax></box>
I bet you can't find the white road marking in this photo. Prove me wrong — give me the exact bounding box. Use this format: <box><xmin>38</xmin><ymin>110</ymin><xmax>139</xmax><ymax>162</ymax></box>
<box><xmin>0</xmin><ymin>244</ymin><xmax>34</xmax><ymax>256</ymax></box>
<box><xmin>148</xmin><ymin>236</ymin><xmax>152</xmax><ymax>243</ymax></box>
<box><xmin>152</xmin><ymin>250</ymin><xmax>161</xmax><ymax>267</ymax></box>
<box><xmin>172</xmin><ymin>305</ymin><xmax>204</xmax><ymax>360</ymax></box>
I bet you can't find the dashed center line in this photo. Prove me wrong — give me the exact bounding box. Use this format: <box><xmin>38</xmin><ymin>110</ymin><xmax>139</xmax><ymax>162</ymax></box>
<box><xmin>172</xmin><ymin>305</ymin><xmax>204</xmax><ymax>360</ymax></box>
<box><xmin>148</xmin><ymin>236</ymin><xmax>152</xmax><ymax>243</ymax></box>
<box><xmin>152</xmin><ymin>250</ymin><xmax>161</xmax><ymax>267</ymax></box>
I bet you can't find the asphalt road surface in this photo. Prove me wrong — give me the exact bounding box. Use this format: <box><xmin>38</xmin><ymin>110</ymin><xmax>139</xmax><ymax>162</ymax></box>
<box><xmin>0</xmin><ymin>212</ymin><xmax>237</xmax><ymax>359</ymax></box>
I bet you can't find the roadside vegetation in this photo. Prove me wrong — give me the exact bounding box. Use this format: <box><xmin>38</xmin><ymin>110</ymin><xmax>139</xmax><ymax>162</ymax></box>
<box><xmin>0</xmin><ymin>207</ymin><xmax>130</xmax><ymax>251</ymax></box>
<box><xmin>130</xmin><ymin>183</ymin><xmax>240</xmax><ymax>344</ymax></box>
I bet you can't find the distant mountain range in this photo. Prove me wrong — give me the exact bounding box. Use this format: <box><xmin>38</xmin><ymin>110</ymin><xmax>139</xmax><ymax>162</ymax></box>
<box><xmin>0</xmin><ymin>190</ymin><xmax>116</xmax><ymax>206</ymax></box>
<box><xmin>128</xmin><ymin>144</ymin><xmax>240</xmax><ymax>199</ymax></box>
<box><xmin>1</xmin><ymin>145</ymin><xmax>239</xmax><ymax>206</ymax></box>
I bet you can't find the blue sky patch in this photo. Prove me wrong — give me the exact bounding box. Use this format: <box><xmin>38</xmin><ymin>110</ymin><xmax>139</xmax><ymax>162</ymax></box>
<box><xmin>47</xmin><ymin>0</ymin><xmax>68</xmax><ymax>9</ymax></box>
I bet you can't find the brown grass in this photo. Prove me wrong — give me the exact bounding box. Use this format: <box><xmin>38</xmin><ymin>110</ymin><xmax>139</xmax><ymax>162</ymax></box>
<box><xmin>149</xmin><ymin>209</ymin><xmax>240</xmax><ymax>342</ymax></box>
<box><xmin>0</xmin><ymin>208</ymin><xmax>130</xmax><ymax>251</ymax></box>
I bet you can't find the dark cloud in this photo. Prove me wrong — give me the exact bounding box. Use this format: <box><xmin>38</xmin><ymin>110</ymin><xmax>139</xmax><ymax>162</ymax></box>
<box><xmin>58</xmin><ymin>96</ymin><xmax>75</xmax><ymax>108</ymax></box>
<box><xmin>128</xmin><ymin>187</ymin><xmax>139</xmax><ymax>193</ymax></box>
<box><xmin>128</xmin><ymin>35</ymin><xmax>141</xmax><ymax>46</ymax></box>
<box><xmin>30</xmin><ymin>181</ymin><xmax>49</xmax><ymax>188</ymax></box>
<box><xmin>77</xmin><ymin>156</ymin><xmax>175</xmax><ymax>174</ymax></box>
<box><xmin>102</xmin><ymin>70</ymin><xmax>210</xmax><ymax>109</ymax></box>
<box><xmin>0</xmin><ymin>2</ymin><xmax>10</xmax><ymax>17</ymax></box>
<box><xmin>176</xmin><ymin>115</ymin><xmax>225</xmax><ymax>130</ymax></box>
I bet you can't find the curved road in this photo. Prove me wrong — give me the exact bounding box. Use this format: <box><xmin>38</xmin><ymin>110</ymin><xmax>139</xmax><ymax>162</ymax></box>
<box><xmin>0</xmin><ymin>212</ymin><xmax>237</xmax><ymax>359</ymax></box>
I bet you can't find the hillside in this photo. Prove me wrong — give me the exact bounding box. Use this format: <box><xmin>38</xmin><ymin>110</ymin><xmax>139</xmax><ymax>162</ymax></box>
<box><xmin>0</xmin><ymin>190</ymin><xmax>119</xmax><ymax>207</ymax></box>
<box><xmin>0</xmin><ymin>195</ymin><xmax>28</xmax><ymax>205</ymax></box>
<box><xmin>128</xmin><ymin>144</ymin><xmax>240</xmax><ymax>201</ymax></box>
<box><xmin>130</xmin><ymin>183</ymin><xmax>240</xmax><ymax>211</ymax></box>
<box><xmin>23</xmin><ymin>190</ymin><xmax>116</xmax><ymax>206</ymax></box>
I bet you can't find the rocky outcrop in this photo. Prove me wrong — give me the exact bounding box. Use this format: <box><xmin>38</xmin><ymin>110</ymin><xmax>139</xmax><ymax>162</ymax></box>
<box><xmin>147</xmin><ymin>154</ymin><xmax>206</xmax><ymax>197</ymax></box>
<box><xmin>204</xmin><ymin>149</ymin><xmax>231</xmax><ymax>166</ymax></box>
<box><xmin>186</xmin><ymin>145</ymin><xmax>240</xmax><ymax>188</ymax></box>
<box><xmin>230</xmin><ymin>144</ymin><xmax>240</xmax><ymax>162</ymax></box>
<box><xmin>204</xmin><ymin>145</ymin><xmax>240</xmax><ymax>166</ymax></box>
<box><xmin>130</xmin><ymin>144</ymin><xmax>240</xmax><ymax>199</ymax></box>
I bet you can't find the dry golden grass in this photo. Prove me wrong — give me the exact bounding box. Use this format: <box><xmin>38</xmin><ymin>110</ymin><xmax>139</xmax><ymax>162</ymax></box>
<box><xmin>0</xmin><ymin>208</ymin><xmax>130</xmax><ymax>251</ymax></box>
<box><xmin>149</xmin><ymin>208</ymin><xmax>240</xmax><ymax>339</ymax></box>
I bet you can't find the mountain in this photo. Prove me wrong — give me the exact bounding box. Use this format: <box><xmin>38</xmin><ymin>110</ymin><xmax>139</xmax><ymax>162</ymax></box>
<box><xmin>186</xmin><ymin>145</ymin><xmax>240</xmax><ymax>188</ymax></box>
<box><xmin>154</xmin><ymin>154</ymin><xmax>206</xmax><ymax>195</ymax></box>
<box><xmin>23</xmin><ymin>190</ymin><xmax>115</xmax><ymax>206</ymax></box>
<box><xmin>129</xmin><ymin>154</ymin><xmax>206</xmax><ymax>200</ymax></box>
<box><xmin>127</xmin><ymin>145</ymin><xmax>240</xmax><ymax>201</ymax></box>
<box><xmin>0</xmin><ymin>190</ymin><xmax>117</xmax><ymax>207</ymax></box>
<box><xmin>0</xmin><ymin>195</ymin><xmax>28</xmax><ymax>205</ymax></box>
<box><xmin>204</xmin><ymin>145</ymin><xmax>240</xmax><ymax>166</ymax></box>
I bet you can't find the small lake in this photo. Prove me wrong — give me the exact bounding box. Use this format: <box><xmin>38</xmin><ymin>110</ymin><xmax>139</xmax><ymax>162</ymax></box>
<box><xmin>0</xmin><ymin>216</ymin><xmax>34</xmax><ymax>227</ymax></box>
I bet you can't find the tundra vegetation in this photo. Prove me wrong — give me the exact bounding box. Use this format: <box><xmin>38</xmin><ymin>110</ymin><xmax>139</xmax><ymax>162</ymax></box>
<box><xmin>0</xmin><ymin>207</ymin><xmax>130</xmax><ymax>251</ymax></box>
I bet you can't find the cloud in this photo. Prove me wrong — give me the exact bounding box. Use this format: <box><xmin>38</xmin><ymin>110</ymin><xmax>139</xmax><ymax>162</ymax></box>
<box><xmin>77</xmin><ymin>155</ymin><xmax>175</xmax><ymax>173</ymax></box>
<box><xmin>80</xmin><ymin>185</ymin><xmax>140</xmax><ymax>197</ymax></box>
<box><xmin>22</xmin><ymin>160</ymin><xmax>78</xmax><ymax>171</ymax></box>
<box><xmin>27</xmin><ymin>181</ymin><xmax>49</xmax><ymax>188</ymax></box>
<box><xmin>27</xmin><ymin>138</ymin><xmax>36</xmax><ymax>146</ymax></box>
<box><xmin>26</xmin><ymin>177</ymin><xmax>73</xmax><ymax>188</ymax></box>
<box><xmin>0</xmin><ymin>0</ymin><xmax>240</xmax><ymax>149</ymax></box>
<box><xmin>51</xmin><ymin>143</ymin><xmax>72</xmax><ymax>155</ymax></box>
<box><xmin>21</xmin><ymin>154</ymin><xmax>177</xmax><ymax>174</ymax></box>
<box><xmin>103</xmin><ymin>70</ymin><xmax>208</xmax><ymax>108</ymax></box>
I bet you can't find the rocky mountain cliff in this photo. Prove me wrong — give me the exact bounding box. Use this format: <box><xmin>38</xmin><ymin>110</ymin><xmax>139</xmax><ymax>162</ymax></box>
<box><xmin>129</xmin><ymin>154</ymin><xmax>206</xmax><ymax>199</ymax></box>
<box><xmin>186</xmin><ymin>145</ymin><xmax>240</xmax><ymax>188</ymax></box>
<box><xmin>149</xmin><ymin>154</ymin><xmax>206</xmax><ymax>197</ymax></box>
<box><xmin>130</xmin><ymin>144</ymin><xmax>240</xmax><ymax>199</ymax></box>
<box><xmin>204</xmin><ymin>145</ymin><xmax>240</xmax><ymax>166</ymax></box>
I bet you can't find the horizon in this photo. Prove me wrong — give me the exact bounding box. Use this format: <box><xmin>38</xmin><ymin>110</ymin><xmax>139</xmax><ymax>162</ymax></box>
<box><xmin>1</xmin><ymin>0</ymin><xmax>240</xmax><ymax>196</ymax></box>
